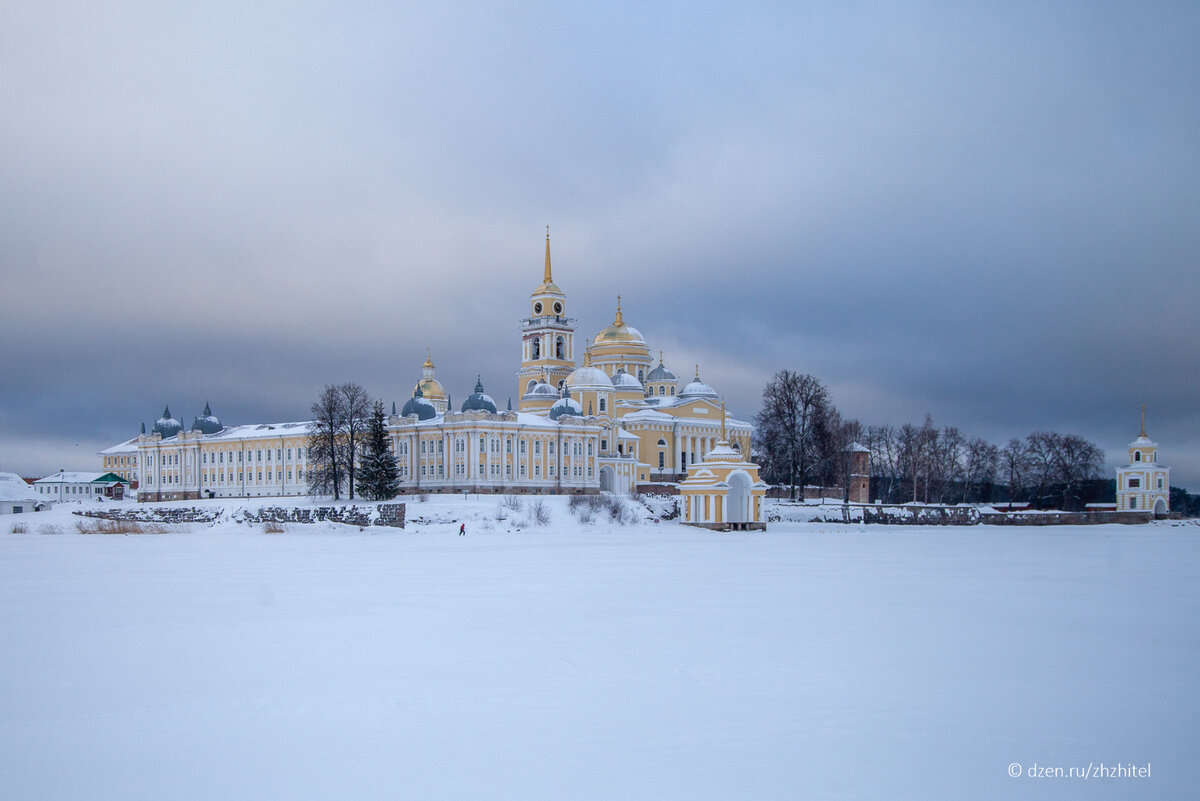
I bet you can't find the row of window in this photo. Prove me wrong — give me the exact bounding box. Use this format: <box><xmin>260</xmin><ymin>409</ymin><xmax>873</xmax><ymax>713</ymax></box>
<box><xmin>142</xmin><ymin>446</ymin><xmax>307</xmax><ymax>468</ymax></box>
<box><xmin>35</xmin><ymin>485</ymin><xmax>103</xmax><ymax>495</ymax></box>
<box><xmin>419</xmin><ymin>463</ymin><xmax>594</xmax><ymax>480</ymax></box>
<box><xmin>416</xmin><ymin>437</ymin><xmax>596</xmax><ymax>457</ymax></box>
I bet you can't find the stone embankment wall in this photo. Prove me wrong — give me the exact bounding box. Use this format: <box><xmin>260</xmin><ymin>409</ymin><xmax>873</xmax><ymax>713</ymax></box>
<box><xmin>772</xmin><ymin>502</ymin><xmax>1158</xmax><ymax>526</ymax></box>
<box><xmin>78</xmin><ymin>507</ymin><xmax>223</xmax><ymax>524</ymax></box>
<box><xmin>978</xmin><ymin>510</ymin><xmax>1153</xmax><ymax>526</ymax></box>
<box><xmin>77</xmin><ymin>503</ymin><xmax>405</xmax><ymax>528</ymax></box>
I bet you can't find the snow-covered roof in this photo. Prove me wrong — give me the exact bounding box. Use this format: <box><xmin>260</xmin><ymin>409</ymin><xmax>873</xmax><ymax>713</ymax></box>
<box><xmin>99</xmin><ymin>437</ymin><xmax>139</xmax><ymax>455</ymax></box>
<box><xmin>197</xmin><ymin>422</ymin><xmax>314</xmax><ymax>441</ymax></box>
<box><xmin>35</xmin><ymin>472</ymin><xmax>116</xmax><ymax>485</ymax></box>
<box><xmin>620</xmin><ymin>408</ymin><xmax>676</xmax><ymax>423</ymax></box>
<box><xmin>0</xmin><ymin>472</ymin><xmax>41</xmax><ymax>503</ymax></box>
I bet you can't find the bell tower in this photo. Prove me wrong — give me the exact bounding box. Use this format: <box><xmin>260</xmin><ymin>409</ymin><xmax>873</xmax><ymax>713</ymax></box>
<box><xmin>518</xmin><ymin>228</ymin><xmax>576</xmax><ymax>406</ymax></box>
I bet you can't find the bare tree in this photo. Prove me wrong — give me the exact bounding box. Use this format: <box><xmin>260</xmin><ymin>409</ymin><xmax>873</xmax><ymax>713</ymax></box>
<box><xmin>1053</xmin><ymin>434</ymin><xmax>1105</xmax><ymax>510</ymax></box>
<box><xmin>308</xmin><ymin>385</ymin><xmax>346</xmax><ymax>500</ymax></box>
<box><xmin>338</xmin><ymin>382</ymin><xmax>371</xmax><ymax>500</ymax></box>
<box><xmin>934</xmin><ymin>426</ymin><xmax>966</xmax><ymax>503</ymax></box>
<box><xmin>754</xmin><ymin>371</ymin><xmax>831</xmax><ymax>500</ymax></box>
<box><xmin>1025</xmin><ymin>431</ymin><xmax>1061</xmax><ymax>508</ymax></box>
<box><xmin>867</xmin><ymin>424</ymin><xmax>902</xmax><ymax>503</ymax></box>
<box><xmin>963</xmin><ymin>437</ymin><xmax>999</xmax><ymax>503</ymax></box>
<box><xmin>1000</xmin><ymin>437</ymin><xmax>1030</xmax><ymax>509</ymax></box>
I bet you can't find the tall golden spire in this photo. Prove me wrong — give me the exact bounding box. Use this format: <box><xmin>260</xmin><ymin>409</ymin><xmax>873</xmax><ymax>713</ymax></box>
<box><xmin>1141</xmin><ymin>403</ymin><xmax>1146</xmax><ymax>437</ymax></box>
<box><xmin>544</xmin><ymin>225</ymin><xmax>552</xmax><ymax>285</ymax></box>
<box><xmin>614</xmin><ymin>295</ymin><xmax>624</xmax><ymax>326</ymax></box>
<box><xmin>583</xmin><ymin>338</ymin><xmax>592</xmax><ymax>366</ymax></box>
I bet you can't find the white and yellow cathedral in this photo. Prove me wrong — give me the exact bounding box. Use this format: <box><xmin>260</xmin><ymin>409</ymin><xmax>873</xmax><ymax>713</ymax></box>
<box><xmin>102</xmin><ymin>233</ymin><xmax>766</xmax><ymax>527</ymax></box>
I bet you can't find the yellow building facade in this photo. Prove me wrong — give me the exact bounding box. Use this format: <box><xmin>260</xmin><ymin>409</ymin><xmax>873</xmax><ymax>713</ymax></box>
<box><xmin>679</xmin><ymin>402</ymin><xmax>768</xmax><ymax>529</ymax></box>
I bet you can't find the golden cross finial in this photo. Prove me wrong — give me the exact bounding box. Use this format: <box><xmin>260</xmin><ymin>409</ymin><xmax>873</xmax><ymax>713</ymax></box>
<box><xmin>544</xmin><ymin>225</ymin><xmax>552</xmax><ymax>284</ymax></box>
<box><xmin>659</xmin><ymin>350</ymin><xmax>664</xmax><ymax>364</ymax></box>
<box><xmin>695</xmin><ymin>364</ymin><xmax>700</xmax><ymax>379</ymax></box>
<box><xmin>614</xmin><ymin>295</ymin><xmax>623</xmax><ymax>326</ymax></box>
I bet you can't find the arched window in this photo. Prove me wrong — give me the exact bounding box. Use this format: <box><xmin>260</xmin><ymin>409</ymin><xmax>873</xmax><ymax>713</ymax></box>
<box><xmin>1135</xmin><ymin>452</ymin><xmax>1141</xmax><ymax>461</ymax></box>
<box><xmin>599</xmin><ymin>397</ymin><xmax>607</xmax><ymax>412</ymax></box>
<box><xmin>556</xmin><ymin>336</ymin><xmax>565</xmax><ymax>360</ymax></box>
<box><xmin>531</xmin><ymin>338</ymin><xmax>540</xmax><ymax>360</ymax></box>
<box><xmin>659</xmin><ymin>386</ymin><xmax>665</xmax><ymax>396</ymax></box>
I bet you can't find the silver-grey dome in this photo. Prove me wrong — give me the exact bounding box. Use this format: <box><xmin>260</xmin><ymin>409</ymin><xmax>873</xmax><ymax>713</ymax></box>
<box><xmin>153</xmin><ymin>405</ymin><xmax>183</xmax><ymax>439</ymax></box>
<box><xmin>647</xmin><ymin>362</ymin><xmax>677</xmax><ymax>382</ymax></box>
<box><xmin>548</xmin><ymin>386</ymin><xmax>583</xmax><ymax>420</ymax></box>
<box><xmin>190</xmin><ymin>402</ymin><xmax>223</xmax><ymax>435</ymax></box>
<box><xmin>461</xmin><ymin>377</ymin><xmax>498</xmax><ymax>414</ymax></box>
<box><xmin>401</xmin><ymin>386</ymin><xmax>437</xmax><ymax>420</ymax></box>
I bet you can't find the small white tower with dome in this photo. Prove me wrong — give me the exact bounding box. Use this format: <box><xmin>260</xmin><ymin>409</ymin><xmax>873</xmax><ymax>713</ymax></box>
<box><xmin>1116</xmin><ymin>405</ymin><xmax>1170</xmax><ymax>515</ymax></box>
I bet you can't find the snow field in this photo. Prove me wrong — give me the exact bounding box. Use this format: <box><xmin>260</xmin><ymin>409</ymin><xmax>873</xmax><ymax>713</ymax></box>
<box><xmin>1</xmin><ymin>496</ymin><xmax>1197</xmax><ymax>800</ymax></box>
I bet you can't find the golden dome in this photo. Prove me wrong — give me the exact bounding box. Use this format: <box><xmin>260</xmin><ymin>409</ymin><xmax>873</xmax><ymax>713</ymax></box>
<box><xmin>415</xmin><ymin>377</ymin><xmax>446</xmax><ymax>400</ymax></box>
<box><xmin>593</xmin><ymin>295</ymin><xmax>645</xmax><ymax>344</ymax></box>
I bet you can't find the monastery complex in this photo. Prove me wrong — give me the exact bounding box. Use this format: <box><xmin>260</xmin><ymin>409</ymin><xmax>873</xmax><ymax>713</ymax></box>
<box><xmin>101</xmin><ymin>233</ymin><xmax>767</xmax><ymax>526</ymax></box>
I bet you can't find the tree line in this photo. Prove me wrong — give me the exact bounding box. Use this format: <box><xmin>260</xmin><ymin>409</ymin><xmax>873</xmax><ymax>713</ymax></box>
<box><xmin>754</xmin><ymin>370</ymin><xmax>1120</xmax><ymax>511</ymax></box>
<box><xmin>307</xmin><ymin>382</ymin><xmax>398</xmax><ymax>501</ymax></box>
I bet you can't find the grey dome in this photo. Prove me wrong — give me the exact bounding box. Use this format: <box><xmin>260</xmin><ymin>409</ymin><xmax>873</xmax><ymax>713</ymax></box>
<box><xmin>401</xmin><ymin>386</ymin><xmax>437</xmax><ymax>420</ymax></box>
<box><xmin>647</xmin><ymin>362</ymin><xmax>677</xmax><ymax>382</ymax></box>
<box><xmin>152</xmin><ymin>405</ymin><xmax>183</xmax><ymax>439</ymax></box>
<box><xmin>548</xmin><ymin>386</ymin><xmax>583</xmax><ymax>420</ymax></box>
<box><xmin>190</xmin><ymin>402</ymin><xmax>223</xmax><ymax>435</ymax></box>
<box><xmin>461</xmin><ymin>377</ymin><xmax>498</xmax><ymax>414</ymax></box>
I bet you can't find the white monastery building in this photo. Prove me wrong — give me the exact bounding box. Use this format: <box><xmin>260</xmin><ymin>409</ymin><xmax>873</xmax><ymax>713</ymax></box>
<box><xmin>101</xmin><ymin>232</ymin><xmax>764</xmax><ymax>524</ymax></box>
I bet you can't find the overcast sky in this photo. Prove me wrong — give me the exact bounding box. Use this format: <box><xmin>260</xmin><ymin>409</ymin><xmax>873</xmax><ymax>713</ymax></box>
<box><xmin>2</xmin><ymin>1</ymin><xmax>1197</xmax><ymax>489</ymax></box>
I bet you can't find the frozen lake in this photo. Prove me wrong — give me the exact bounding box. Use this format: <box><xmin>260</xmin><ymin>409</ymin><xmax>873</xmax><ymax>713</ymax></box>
<box><xmin>2</xmin><ymin>497</ymin><xmax>1197</xmax><ymax>800</ymax></box>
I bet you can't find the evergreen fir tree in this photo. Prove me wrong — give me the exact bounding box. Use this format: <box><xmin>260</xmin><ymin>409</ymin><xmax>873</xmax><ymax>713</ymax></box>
<box><xmin>357</xmin><ymin>400</ymin><xmax>400</xmax><ymax>501</ymax></box>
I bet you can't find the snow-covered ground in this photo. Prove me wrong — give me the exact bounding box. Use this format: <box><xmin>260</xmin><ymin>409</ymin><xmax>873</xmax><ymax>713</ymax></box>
<box><xmin>2</xmin><ymin>495</ymin><xmax>1197</xmax><ymax>800</ymax></box>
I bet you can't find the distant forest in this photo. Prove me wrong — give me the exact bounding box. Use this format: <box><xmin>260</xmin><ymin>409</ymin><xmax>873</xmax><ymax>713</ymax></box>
<box><xmin>753</xmin><ymin>370</ymin><xmax>1198</xmax><ymax>515</ymax></box>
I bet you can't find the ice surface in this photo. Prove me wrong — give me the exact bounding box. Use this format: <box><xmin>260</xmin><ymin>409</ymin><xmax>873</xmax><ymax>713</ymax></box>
<box><xmin>1</xmin><ymin>497</ymin><xmax>1196</xmax><ymax>800</ymax></box>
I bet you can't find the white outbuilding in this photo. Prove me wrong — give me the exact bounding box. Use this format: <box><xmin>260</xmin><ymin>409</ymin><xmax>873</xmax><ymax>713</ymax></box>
<box><xmin>33</xmin><ymin>471</ymin><xmax>130</xmax><ymax>502</ymax></box>
<box><xmin>0</xmin><ymin>472</ymin><xmax>49</xmax><ymax>514</ymax></box>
